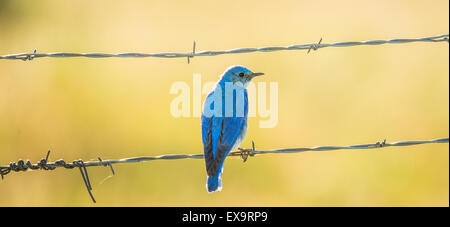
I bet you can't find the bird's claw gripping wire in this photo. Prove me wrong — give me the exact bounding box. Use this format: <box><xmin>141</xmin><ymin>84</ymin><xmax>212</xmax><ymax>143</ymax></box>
<box><xmin>238</xmin><ymin>141</ymin><xmax>256</xmax><ymax>162</ymax></box>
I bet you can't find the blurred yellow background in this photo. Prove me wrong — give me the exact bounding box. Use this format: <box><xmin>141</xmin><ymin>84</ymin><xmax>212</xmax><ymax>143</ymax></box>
<box><xmin>0</xmin><ymin>0</ymin><xmax>448</xmax><ymax>206</ymax></box>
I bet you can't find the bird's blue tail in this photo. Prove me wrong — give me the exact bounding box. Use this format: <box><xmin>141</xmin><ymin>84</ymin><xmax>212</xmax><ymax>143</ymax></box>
<box><xmin>206</xmin><ymin>173</ymin><xmax>222</xmax><ymax>193</ymax></box>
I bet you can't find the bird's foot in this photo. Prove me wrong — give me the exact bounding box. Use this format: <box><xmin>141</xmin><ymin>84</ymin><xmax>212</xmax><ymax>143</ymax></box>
<box><xmin>238</xmin><ymin>141</ymin><xmax>256</xmax><ymax>162</ymax></box>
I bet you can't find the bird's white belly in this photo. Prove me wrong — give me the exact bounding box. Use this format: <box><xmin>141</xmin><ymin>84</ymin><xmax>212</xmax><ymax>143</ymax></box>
<box><xmin>231</xmin><ymin>121</ymin><xmax>247</xmax><ymax>151</ymax></box>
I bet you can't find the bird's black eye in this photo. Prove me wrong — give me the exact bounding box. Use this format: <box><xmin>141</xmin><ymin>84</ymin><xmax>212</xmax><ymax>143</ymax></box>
<box><xmin>238</xmin><ymin>72</ymin><xmax>245</xmax><ymax>77</ymax></box>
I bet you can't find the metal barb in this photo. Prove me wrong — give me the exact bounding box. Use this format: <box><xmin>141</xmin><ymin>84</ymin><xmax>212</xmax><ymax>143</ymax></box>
<box><xmin>98</xmin><ymin>157</ymin><xmax>115</xmax><ymax>175</ymax></box>
<box><xmin>75</xmin><ymin>160</ymin><xmax>96</xmax><ymax>203</ymax></box>
<box><xmin>0</xmin><ymin>166</ymin><xmax>7</xmax><ymax>180</ymax></box>
<box><xmin>187</xmin><ymin>41</ymin><xmax>196</xmax><ymax>64</ymax></box>
<box><xmin>308</xmin><ymin>37</ymin><xmax>323</xmax><ymax>54</ymax></box>
<box><xmin>22</xmin><ymin>49</ymin><xmax>37</xmax><ymax>61</ymax></box>
<box><xmin>375</xmin><ymin>139</ymin><xmax>387</xmax><ymax>148</ymax></box>
<box><xmin>45</xmin><ymin>150</ymin><xmax>50</xmax><ymax>163</ymax></box>
<box><xmin>40</xmin><ymin>150</ymin><xmax>52</xmax><ymax>170</ymax></box>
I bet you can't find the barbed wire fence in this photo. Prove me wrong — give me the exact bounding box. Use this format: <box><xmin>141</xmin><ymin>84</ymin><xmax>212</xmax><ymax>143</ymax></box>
<box><xmin>0</xmin><ymin>138</ymin><xmax>448</xmax><ymax>203</ymax></box>
<box><xmin>0</xmin><ymin>33</ymin><xmax>448</xmax><ymax>203</ymax></box>
<box><xmin>0</xmin><ymin>34</ymin><xmax>448</xmax><ymax>62</ymax></box>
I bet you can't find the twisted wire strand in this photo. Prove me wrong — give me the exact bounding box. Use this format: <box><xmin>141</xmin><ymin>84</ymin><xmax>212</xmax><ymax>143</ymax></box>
<box><xmin>1</xmin><ymin>137</ymin><xmax>447</xmax><ymax>203</ymax></box>
<box><xmin>1</xmin><ymin>138</ymin><xmax>447</xmax><ymax>176</ymax></box>
<box><xmin>0</xmin><ymin>34</ymin><xmax>447</xmax><ymax>61</ymax></box>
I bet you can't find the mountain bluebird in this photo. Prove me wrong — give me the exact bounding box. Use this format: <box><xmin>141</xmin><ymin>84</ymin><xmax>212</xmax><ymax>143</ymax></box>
<box><xmin>201</xmin><ymin>65</ymin><xmax>264</xmax><ymax>193</ymax></box>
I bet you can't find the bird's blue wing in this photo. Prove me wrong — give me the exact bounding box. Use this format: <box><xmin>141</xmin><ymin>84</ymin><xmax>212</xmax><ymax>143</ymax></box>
<box><xmin>201</xmin><ymin>90</ymin><xmax>248</xmax><ymax>177</ymax></box>
<box><xmin>201</xmin><ymin>111</ymin><xmax>213</xmax><ymax>161</ymax></box>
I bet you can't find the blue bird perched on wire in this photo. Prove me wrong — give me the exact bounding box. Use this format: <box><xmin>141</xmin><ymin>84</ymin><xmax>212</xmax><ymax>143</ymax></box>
<box><xmin>201</xmin><ymin>65</ymin><xmax>264</xmax><ymax>193</ymax></box>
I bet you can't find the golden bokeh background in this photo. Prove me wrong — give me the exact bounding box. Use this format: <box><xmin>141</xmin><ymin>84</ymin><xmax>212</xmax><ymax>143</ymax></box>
<box><xmin>0</xmin><ymin>0</ymin><xmax>448</xmax><ymax>206</ymax></box>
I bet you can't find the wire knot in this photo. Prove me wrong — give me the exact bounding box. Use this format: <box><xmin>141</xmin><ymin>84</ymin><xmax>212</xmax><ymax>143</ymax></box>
<box><xmin>22</xmin><ymin>49</ymin><xmax>37</xmax><ymax>61</ymax></box>
<box><xmin>98</xmin><ymin>157</ymin><xmax>115</xmax><ymax>175</ymax></box>
<box><xmin>375</xmin><ymin>139</ymin><xmax>387</xmax><ymax>148</ymax></box>
<box><xmin>307</xmin><ymin>38</ymin><xmax>323</xmax><ymax>54</ymax></box>
<box><xmin>37</xmin><ymin>150</ymin><xmax>55</xmax><ymax>170</ymax></box>
<box><xmin>14</xmin><ymin>159</ymin><xmax>26</xmax><ymax>171</ymax></box>
<box><xmin>54</xmin><ymin>159</ymin><xmax>75</xmax><ymax>168</ymax></box>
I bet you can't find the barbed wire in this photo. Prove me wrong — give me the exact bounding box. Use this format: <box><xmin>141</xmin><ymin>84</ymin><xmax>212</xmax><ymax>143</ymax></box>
<box><xmin>0</xmin><ymin>33</ymin><xmax>448</xmax><ymax>203</ymax></box>
<box><xmin>0</xmin><ymin>137</ymin><xmax>448</xmax><ymax>202</ymax></box>
<box><xmin>0</xmin><ymin>34</ymin><xmax>448</xmax><ymax>62</ymax></box>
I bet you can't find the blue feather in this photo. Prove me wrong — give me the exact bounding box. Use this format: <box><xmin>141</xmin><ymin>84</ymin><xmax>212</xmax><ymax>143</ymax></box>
<box><xmin>201</xmin><ymin>65</ymin><xmax>261</xmax><ymax>193</ymax></box>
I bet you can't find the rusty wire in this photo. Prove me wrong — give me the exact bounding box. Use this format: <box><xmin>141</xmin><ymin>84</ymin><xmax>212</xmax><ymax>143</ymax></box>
<box><xmin>0</xmin><ymin>137</ymin><xmax>448</xmax><ymax>203</ymax></box>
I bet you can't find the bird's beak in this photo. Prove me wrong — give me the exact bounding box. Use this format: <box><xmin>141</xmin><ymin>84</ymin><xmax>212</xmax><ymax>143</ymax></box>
<box><xmin>249</xmin><ymin>72</ymin><xmax>264</xmax><ymax>78</ymax></box>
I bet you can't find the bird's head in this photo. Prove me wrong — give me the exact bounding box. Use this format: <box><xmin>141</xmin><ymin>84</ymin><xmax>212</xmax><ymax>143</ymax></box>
<box><xmin>221</xmin><ymin>65</ymin><xmax>264</xmax><ymax>88</ymax></box>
